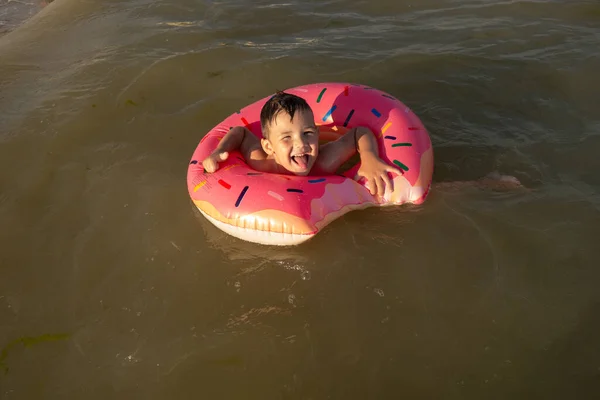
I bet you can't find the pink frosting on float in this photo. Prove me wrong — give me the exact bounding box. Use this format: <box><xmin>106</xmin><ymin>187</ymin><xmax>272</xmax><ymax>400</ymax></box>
<box><xmin>187</xmin><ymin>82</ymin><xmax>433</xmax><ymax>245</ymax></box>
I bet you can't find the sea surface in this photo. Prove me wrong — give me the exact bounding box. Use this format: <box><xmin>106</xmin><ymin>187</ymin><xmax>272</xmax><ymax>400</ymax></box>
<box><xmin>1</xmin><ymin>0</ymin><xmax>599</xmax><ymax>398</ymax></box>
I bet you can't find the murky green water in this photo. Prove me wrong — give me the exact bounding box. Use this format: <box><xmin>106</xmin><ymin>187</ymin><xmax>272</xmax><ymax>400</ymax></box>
<box><xmin>1</xmin><ymin>0</ymin><xmax>599</xmax><ymax>398</ymax></box>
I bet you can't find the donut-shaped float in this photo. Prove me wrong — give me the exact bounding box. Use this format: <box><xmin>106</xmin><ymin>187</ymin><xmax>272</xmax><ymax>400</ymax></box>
<box><xmin>187</xmin><ymin>82</ymin><xmax>433</xmax><ymax>245</ymax></box>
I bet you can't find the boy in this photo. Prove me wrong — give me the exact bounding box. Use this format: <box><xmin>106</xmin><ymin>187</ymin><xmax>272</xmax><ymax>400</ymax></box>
<box><xmin>202</xmin><ymin>91</ymin><xmax>402</xmax><ymax>197</ymax></box>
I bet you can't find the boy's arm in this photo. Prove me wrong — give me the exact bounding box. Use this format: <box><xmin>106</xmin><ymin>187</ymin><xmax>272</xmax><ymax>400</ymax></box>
<box><xmin>202</xmin><ymin>126</ymin><xmax>265</xmax><ymax>172</ymax></box>
<box><xmin>317</xmin><ymin>127</ymin><xmax>401</xmax><ymax>196</ymax></box>
<box><xmin>316</xmin><ymin>128</ymin><xmax>359</xmax><ymax>174</ymax></box>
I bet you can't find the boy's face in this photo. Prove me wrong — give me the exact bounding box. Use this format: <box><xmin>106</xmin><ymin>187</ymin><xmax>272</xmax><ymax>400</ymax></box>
<box><xmin>261</xmin><ymin>109</ymin><xmax>319</xmax><ymax>176</ymax></box>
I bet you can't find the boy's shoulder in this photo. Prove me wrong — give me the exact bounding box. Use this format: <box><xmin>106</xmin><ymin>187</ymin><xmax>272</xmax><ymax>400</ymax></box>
<box><xmin>245</xmin><ymin>147</ymin><xmax>276</xmax><ymax>173</ymax></box>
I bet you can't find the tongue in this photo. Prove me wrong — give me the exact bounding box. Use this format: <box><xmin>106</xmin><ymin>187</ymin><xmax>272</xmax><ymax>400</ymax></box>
<box><xmin>294</xmin><ymin>155</ymin><xmax>308</xmax><ymax>169</ymax></box>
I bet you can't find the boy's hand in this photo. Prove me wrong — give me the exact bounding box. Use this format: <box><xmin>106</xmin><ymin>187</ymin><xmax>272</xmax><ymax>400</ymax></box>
<box><xmin>356</xmin><ymin>154</ymin><xmax>402</xmax><ymax>197</ymax></box>
<box><xmin>202</xmin><ymin>151</ymin><xmax>229</xmax><ymax>173</ymax></box>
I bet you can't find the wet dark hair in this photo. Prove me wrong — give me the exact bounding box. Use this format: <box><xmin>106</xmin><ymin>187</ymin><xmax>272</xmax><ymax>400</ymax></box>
<box><xmin>260</xmin><ymin>91</ymin><xmax>312</xmax><ymax>138</ymax></box>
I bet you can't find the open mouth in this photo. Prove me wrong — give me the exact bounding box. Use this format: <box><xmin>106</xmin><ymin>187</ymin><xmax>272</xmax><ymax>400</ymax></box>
<box><xmin>291</xmin><ymin>154</ymin><xmax>310</xmax><ymax>169</ymax></box>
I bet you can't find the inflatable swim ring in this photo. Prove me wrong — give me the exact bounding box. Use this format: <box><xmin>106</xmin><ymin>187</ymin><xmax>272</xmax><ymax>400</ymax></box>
<box><xmin>187</xmin><ymin>82</ymin><xmax>433</xmax><ymax>245</ymax></box>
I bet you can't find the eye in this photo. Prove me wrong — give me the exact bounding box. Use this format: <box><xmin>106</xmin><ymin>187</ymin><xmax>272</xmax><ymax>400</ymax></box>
<box><xmin>281</xmin><ymin>136</ymin><xmax>291</xmax><ymax>141</ymax></box>
<box><xmin>304</xmin><ymin>131</ymin><xmax>314</xmax><ymax>136</ymax></box>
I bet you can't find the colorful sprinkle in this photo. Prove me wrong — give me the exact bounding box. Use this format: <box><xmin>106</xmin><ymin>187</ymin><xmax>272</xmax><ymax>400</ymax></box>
<box><xmin>344</xmin><ymin>86</ymin><xmax>349</xmax><ymax>96</ymax></box>
<box><xmin>382</xmin><ymin>122</ymin><xmax>392</xmax><ymax>133</ymax></box>
<box><xmin>240</xmin><ymin>117</ymin><xmax>250</xmax><ymax>127</ymax></box>
<box><xmin>235</xmin><ymin>186</ymin><xmax>249</xmax><ymax>207</ymax></box>
<box><xmin>371</xmin><ymin>108</ymin><xmax>382</xmax><ymax>118</ymax></box>
<box><xmin>384</xmin><ymin>136</ymin><xmax>397</xmax><ymax>140</ymax></box>
<box><xmin>268</xmin><ymin>191</ymin><xmax>283</xmax><ymax>201</ymax></box>
<box><xmin>317</xmin><ymin>88</ymin><xmax>327</xmax><ymax>103</ymax></box>
<box><xmin>247</xmin><ymin>172</ymin><xmax>262</xmax><ymax>176</ymax></box>
<box><xmin>218</xmin><ymin>179</ymin><xmax>231</xmax><ymax>189</ymax></box>
<box><xmin>308</xmin><ymin>178</ymin><xmax>326</xmax><ymax>183</ymax></box>
<box><xmin>343</xmin><ymin>109</ymin><xmax>355</xmax><ymax>127</ymax></box>
<box><xmin>287</xmin><ymin>188</ymin><xmax>304</xmax><ymax>193</ymax></box>
<box><xmin>382</xmin><ymin>94</ymin><xmax>396</xmax><ymax>100</ymax></box>
<box><xmin>393</xmin><ymin>160</ymin><xmax>409</xmax><ymax>171</ymax></box>
<box><xmin>408</xmin><ymin>127</ymin><xmax>420</xmax><ymax>130</ymax></box>
<box><xmin>392</xmin><ymin>142</ymin><xmax>413</xmax><ymax>147</ymax></box>
<box><xmin>190</xmin><ymin>160</ymin><xmax>198</xmax><ymax>164</ymax></box>
<box><xmin>193</xmin><ymin>181</ymin><xmax>207</xmax><ymax>192</ymax></box>
<box><xmin>322</xmin><ymin>105</ymin><xmax>337</xmax><ymax>122</ymax></box>
<box><xmin>220</xmin><ymin>164</ymin><xmax>240</xmax><ymax>172</ymax></box>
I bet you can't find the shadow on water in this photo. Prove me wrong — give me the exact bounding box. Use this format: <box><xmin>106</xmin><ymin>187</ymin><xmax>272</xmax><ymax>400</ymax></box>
<box><xmin>192</xmin><ymin>206</ymin><xmax>314</xmax><ymax>267</ymax></box>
